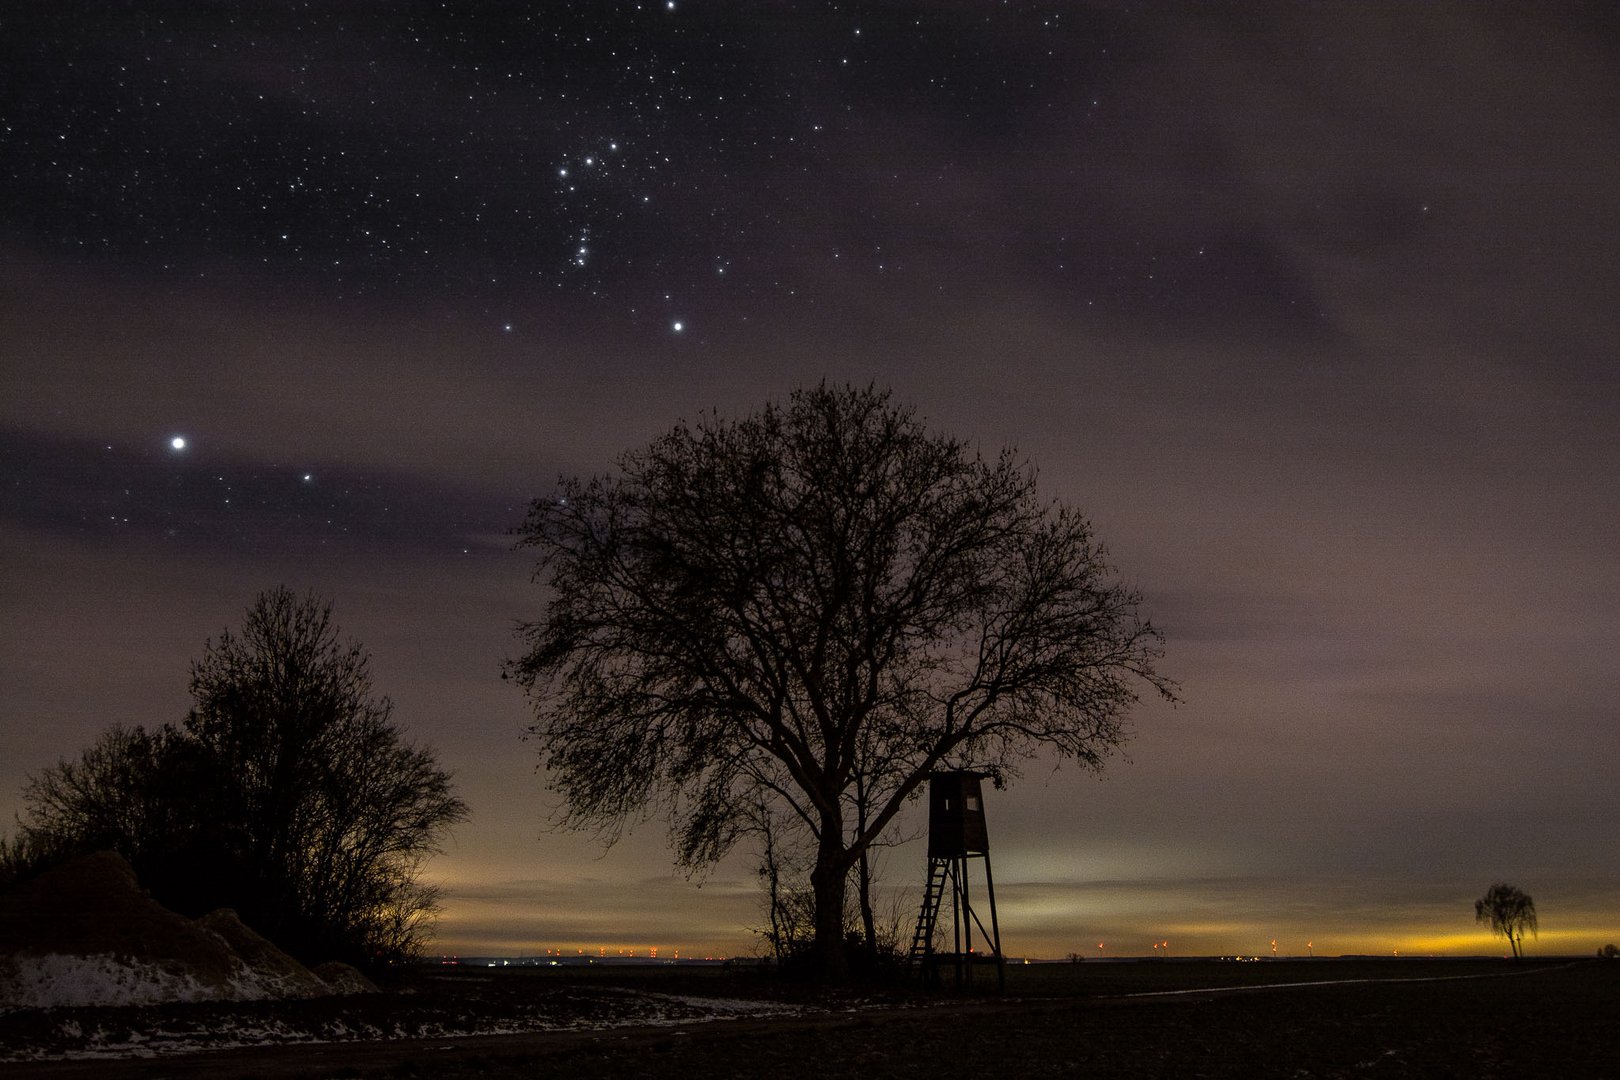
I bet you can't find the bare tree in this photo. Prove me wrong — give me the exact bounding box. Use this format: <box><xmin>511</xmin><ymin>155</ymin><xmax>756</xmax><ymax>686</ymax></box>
<box><xmin>747</xmin><ymin>796</ymin><xmax>816</xmax><ymax>965</ymax></box>
<box><xmin>20</xmin><ymin>725</ymin><xmax>194</xmax><ymax>870</ymax></box>
<box><xmin>0</xmin><ymin>828</ymin><xmax>68</xmax><ymax>892</ymax></box>
<box><xmin>15</xmin><ymin>589</ymin><xmax>468</xmax><ymax>965</ymax></box>
<box><xmin>849</xmin><ymin>736</ymin><xmax>918</xmax><ymax>969</ymax></box>
<box><xmin>509</xmin><ymin>384</ymin><xmax>1174</xmax><ymax>978</ymax></box>
<box><xmin>183</xmin><ymin>587</ymin><xmax>469</xmax><ymax>962</ymax></box>
<box><xmin>1475</xmin><ymin>882</ymin><xmax>1538</xmax><ymax>958</ymax></box>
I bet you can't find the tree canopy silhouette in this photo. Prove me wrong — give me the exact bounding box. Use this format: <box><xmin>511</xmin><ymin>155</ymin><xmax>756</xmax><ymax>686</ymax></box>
<box><xmin>509</xmin><ymin>384</ymin><xmax>1174</xmax><ymax>978</ymax></box>
<box><xmin>17</xmin><ymin>588</ymin><xmax>468</xmax><ymax>965</ymax></box>
<box><xmin>1475</xmin><ymin>882</ymin><xmax>1537</xmax><ymax>958</ymax></box>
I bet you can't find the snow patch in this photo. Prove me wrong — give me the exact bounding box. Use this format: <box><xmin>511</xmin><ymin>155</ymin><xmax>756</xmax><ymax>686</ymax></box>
<box><xmin>0</xmin><ymin>952</ymin><xmax>291</xmax><ymax>1008</ymax></box>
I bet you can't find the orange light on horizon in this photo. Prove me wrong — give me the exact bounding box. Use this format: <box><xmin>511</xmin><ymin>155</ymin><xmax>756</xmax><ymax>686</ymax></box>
<box><xmin>481</xmin><ymin>942</ymin><xmax>741</xmax><ymax>963</ymax></box>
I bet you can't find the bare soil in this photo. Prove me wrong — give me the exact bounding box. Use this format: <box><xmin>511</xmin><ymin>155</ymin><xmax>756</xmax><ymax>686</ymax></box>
<box><xmin>5</xmin><ymin>958</ymin><xmax>1616</xmax><ymax>1078</ymax></box>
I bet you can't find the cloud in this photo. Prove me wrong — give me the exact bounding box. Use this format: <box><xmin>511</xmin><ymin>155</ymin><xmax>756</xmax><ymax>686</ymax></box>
<box><xmin>0</xmin><ymin>426</ymin><xmax>511</xmax><ymax>558</ymax></box>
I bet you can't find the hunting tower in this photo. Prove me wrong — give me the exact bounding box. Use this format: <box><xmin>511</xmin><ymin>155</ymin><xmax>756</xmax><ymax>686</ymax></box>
<box><xmin>907</xmin><ymin>771</ymin><xmax>1005</xmax><ymax>990</ymax></box>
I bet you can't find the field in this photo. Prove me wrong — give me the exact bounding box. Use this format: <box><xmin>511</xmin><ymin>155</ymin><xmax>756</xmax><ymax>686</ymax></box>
<box><xmin>4</xmin><ymin>957</ymin><xmax>1616</xmax><ymax>1078</ymax></box>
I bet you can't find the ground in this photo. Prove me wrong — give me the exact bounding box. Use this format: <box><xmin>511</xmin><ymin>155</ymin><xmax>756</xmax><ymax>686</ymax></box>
<box><xmin>3</xmin><ymin>958</ymin><xmax>1616</xmax><ymax>1078</ymax></box>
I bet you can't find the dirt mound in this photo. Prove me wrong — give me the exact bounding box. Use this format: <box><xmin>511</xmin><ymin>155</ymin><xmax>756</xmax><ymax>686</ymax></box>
<box><xmin>313</xmin><ymin>960</ymin><xmax>380</xmax><ymax>994</ymax></box>
<box><xmin>197</xmin><ymin>908</ymin><xmax>328</xmax><ymax>998</ymax></box>
<box><xmin>0</xmin><ymin>851</ymin><xmax>342</xmax><ymax>1008</ymax></box>
<box><xmin>0</xmin><ymin>849</ymin><xmax>155</xmax><ymax>955</ymax></box>
<box><xmin>0</xmin><ymin>851</ymin><xmax>249</xmax><ymax>1006</ymax></box>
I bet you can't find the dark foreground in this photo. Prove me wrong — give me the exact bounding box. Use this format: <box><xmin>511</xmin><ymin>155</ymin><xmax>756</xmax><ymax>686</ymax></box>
<box><xmin>7</xmin><ymin>958</ymin><xmax>1617</xmax><ymax>1078</ymax></box>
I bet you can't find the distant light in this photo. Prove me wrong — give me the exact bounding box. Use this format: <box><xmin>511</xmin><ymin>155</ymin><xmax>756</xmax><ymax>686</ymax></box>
<box><xmin>672</xmin><ymin>320</ymin><xmax>684</xmax><ymax>332</ymax></box>
<box><xmin>302</xmin><ymin>474</ymin><xmax>313</xmax><ymax>483</ymax></box>
<box><xmin>170</xmin><ymin>436</ymin><xmax>187</xmax><ymax>451</ymax></box>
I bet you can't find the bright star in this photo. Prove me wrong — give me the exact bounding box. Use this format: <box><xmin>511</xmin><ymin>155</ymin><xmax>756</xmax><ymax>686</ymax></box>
<box><xmin>672</xmin><ymin>320</ymin><xmax>684</xmax><ymax>332</ymax></box>
<box><xmin>170</xmin><ymin>436</ymin><xmax>187</xmax><ymax>451</ymax></box>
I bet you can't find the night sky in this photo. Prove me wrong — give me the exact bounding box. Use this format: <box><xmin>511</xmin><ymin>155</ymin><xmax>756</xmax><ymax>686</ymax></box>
<box><xmin>4</xmin><ymin>3</ymin><xmax>1617</xmax><ymax>959</ymax></box>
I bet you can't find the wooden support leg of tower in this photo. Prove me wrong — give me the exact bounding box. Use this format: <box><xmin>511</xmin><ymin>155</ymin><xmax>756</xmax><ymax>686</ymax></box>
<box><xmin>982</xmin><ymin>852</ymin><xmax>1006</xmax><ymax>993</ymax></box>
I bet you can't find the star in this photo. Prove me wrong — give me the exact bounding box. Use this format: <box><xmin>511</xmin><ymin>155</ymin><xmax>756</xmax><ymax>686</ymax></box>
<box><xmin>170</xmin><ymin>436</ymin><xmax>187</xmax><ymax>451</ymax></box>
<box><xmin>671</xmin><ymin>320</ymin><xmax>684</xmax><ymax>333</ymax></box>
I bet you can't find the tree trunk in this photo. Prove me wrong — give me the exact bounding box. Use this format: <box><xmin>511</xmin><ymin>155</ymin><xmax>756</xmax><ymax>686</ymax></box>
<box><xmin>857</xmin><ymin>845</ymin><xmax>878</xmax><ymax>966</ymax></box>
<box><xmin>854</xmin><ymin>770</ymin><xmax>878</xmax><ymax>966</ymax></box>
<box><xmin>810</xmin><ymin>821</ymin><xmax>850</xmax><ymax>981</ymax></box>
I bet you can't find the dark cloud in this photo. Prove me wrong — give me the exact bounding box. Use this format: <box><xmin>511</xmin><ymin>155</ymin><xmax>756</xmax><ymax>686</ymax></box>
<box><xmin>0</xmin><ymin>427</ymin><xmax>511</xmax><ymax>557</ymax></box>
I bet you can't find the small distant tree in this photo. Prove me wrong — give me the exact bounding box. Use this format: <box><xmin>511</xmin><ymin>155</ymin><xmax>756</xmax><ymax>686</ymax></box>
<box><xmin>1599</xmin><ymin>943</ymin><xmax>1618</xmax><ymax>959</ymax></box>
<box><xmin>15</xmin><ymin>589</ymin><xmax>469</xmax><ymax>965</ymax></box>
<box><xmin>1475</xmin><ymin>882</ymin><xmax>1538</xmax><ymax>958</ymax></box>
